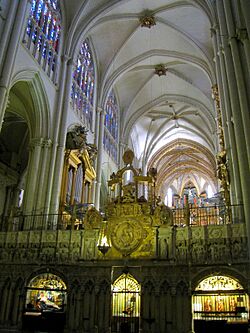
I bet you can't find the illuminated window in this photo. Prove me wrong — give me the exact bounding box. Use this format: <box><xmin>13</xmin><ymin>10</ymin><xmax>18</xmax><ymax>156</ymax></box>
<box><xmin>25</xmin><ymin>273</ymin><xmax>67</xmax><ymax>313</ymax></box>
<box><xmin>103</xmin><ymin>90</ymin><xmax>118</xmax><ymax>162</ymax></box>
<box><xmin>24</xmin><ymin>0</ymin><xmax>61</xmax><ymax>82</ymax></box>
<box><xmin>112</xmin><ymin>273</ymin><xmax>140</xmax><ymax>332</ymax></box>
<box><xmin>193</xmin><ymin>275</ymin><xmax>249</xmax><ymax>322</ymax></box>
<box><xmin>166</xmin><ymin>188</ymin><xmax>173</xmax><ymax>207</ymax></box>
<box><xmin>71</xmin><ymin>40</ymin><xmax>95</xmax><ymax>128</ymax></box>
<box><xmin>207</xmin><ymin>184</ymin><xmax>214</xmax><ymax>198</ymax></box>
<box><xmin>112</xmin><ymin>273</ymin><xmax>140</xmax><ymax>317</ymax></box>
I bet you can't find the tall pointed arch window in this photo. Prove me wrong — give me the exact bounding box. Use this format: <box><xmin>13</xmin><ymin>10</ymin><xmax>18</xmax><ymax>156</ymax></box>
<box><xmin>71</xmin><ymin>40</ymin><xmax>95</xmax><ymax>128</ymax></box>
<box><xmin>103</xmin><ymin>90</ymin><xmax>118</xmax><ymax>162</ymax></box>
<box><xmin>24</xmin><ymin>0</ymin><xmax>61</xmax><ymax>83</ymax></box>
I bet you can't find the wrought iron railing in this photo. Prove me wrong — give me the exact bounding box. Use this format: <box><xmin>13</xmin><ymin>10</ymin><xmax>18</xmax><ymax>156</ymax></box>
<box><xmin>0</xmin><ymin>204</ymin><xmax>244</xmax><ymax>232</ymax></box>
<box><xmin>172</xmin><ymin>204</ymin><xmax>244</xmax><ymax>226</ymax></box>
<box><xmin>0</xmin><ymin>210</ymin><xmax>90</xmax><ymax>232</ymax></box>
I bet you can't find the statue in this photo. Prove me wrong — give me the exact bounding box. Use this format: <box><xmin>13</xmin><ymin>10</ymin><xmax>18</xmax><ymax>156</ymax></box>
<box><xmin>216</xmin><ymin>150</ymin><xmax>230</xmax><ymax>206</ymax></box>
<box><xmin>66</xmin><ymin>125</ymin><xmax>88</xmax><ymax>150</ymax></box>
<box><xmin>122</xmin><ymin>183</ymin><xmax>135</xmax><ymax>203</ymax></box>
<box><xmin>154</xmin><ymin>204</ymin><xmax>173</xmax><ymax>226</ymax></box>
<box><xmin>86</xmin><ymin>143</ymin><xmax>98</xmax><ymax>164</ymax></box>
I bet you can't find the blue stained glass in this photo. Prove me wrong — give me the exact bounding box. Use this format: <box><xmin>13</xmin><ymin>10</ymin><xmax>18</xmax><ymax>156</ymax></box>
<box><xmin>25</xmin><ymin>0</ymin><xmax>61</xmax><ymax>77</ymax></box>
<box><xmin>31</xmin><ymin>1</ymin><xmax>36</xmax><ymax>14</ymax></box>
<box><xmin>71</xmin><ymin>40</ymin><xmax>95</xmax><ymax>127</ymax></box>
<box><xmin>26</xmin><ymin>19</ymin><xmax>32</xmax><ymax>35</ymax></box>
<box><xmin>35</xmin><ymin>1</ymin><xmax>43</xmax><ymax>23</ymax></box>
<box><xmin>32</xmin><ymin>27</ymin><xmax>38</xmax><ymax>43</ymax></box>
<box><xmin>103</xmin><ymin>89</ymin><xmax>119</xmax><ymax>162</ymax></box>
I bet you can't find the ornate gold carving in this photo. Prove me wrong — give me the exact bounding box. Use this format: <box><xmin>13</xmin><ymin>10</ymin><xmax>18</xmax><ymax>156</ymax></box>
<box><xmin>110</xmin><ymin>218</ymin><xmax>147</xmax><ymax>256</ymax></box>
<box><xmin>123</xmin><ymin>149</ymin><xmax>134</xmax><ymax>165</ymax></box>
<box><xmin>212</xmin><ymin>84</ymin><xmax>231</xmax><ymax>209</ymax></box>
<box><xmin>154</xmin><ymin>204</ymin><xmax>173</xmax><ymax>226</ymax></box>
<box><xmin>84</xmin><ymin>206</ymin><xmax>102</xmax><ymax>229</ymax></box>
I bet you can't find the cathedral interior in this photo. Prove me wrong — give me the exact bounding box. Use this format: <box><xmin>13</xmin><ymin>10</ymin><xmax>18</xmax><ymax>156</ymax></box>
<box><xmin>0</xmin><ymin>1</ymin><xmax>249</xmax><ymax>332</ymax></box>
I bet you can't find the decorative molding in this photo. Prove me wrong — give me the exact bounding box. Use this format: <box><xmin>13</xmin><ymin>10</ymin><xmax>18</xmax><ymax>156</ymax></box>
<box><xmin>154</xmin><ymin>64</ymin><xmax>167</xmax><ymax>76</ymax></box>
<box><xmin>139</xmin><ymin>12</ymin><xmax>156</xmax><ymax>29</ymax></box>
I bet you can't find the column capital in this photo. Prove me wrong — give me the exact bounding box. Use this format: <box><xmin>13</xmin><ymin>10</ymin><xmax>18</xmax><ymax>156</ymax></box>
<box><xmin>97</xmin><ymin>106</ymin><xmax>104</xmax><ymax>114</ymax></box>
<box><xmin>29</xmin><ymin>138</ymin><xmax>43</xmax><ymax>149</ymax></box>
<box><xmin>236</xmin><ymin>28</ymin><xmax>248</xmax><ymax>41</ymax></box>
<box><xmin>210</xmin><ymin>25</ymin><xmax>218</xmax><ymax>37</ymax></box>
<box><xmin>61</xmin><ymin>54</ymin><xmax>72</xmax><ymax>64</ymax></box>
<box><xmin>43</xmin><ymin>139</ymin><xmax>53</xmax><ymax>148</ymax></box>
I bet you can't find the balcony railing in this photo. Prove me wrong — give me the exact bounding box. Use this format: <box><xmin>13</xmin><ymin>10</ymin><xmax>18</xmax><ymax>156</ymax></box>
<box><xmin>0</xmin><ymin>204</ymin><xmax>244</xmax><ymax>232</ymax></box>
<box><xmin>172</xmin><ymin>204</ymin><xmax>244</xmax><ymax>226</ymax></box>
<box><xmin>0</xmin><ymin>212</ymin><xmax>85</xmax><ymax>232</ymax></box>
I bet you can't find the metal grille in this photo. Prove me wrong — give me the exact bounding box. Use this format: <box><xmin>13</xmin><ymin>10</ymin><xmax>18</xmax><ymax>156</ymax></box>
<box><xmin>112</xmin><ymin>274</ymin><xmax>140</xmax><ymax>333</ymax></box>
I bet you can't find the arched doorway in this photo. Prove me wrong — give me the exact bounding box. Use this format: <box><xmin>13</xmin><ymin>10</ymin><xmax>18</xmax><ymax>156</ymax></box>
<box><xmin>193</xmin><ymin>275</ymin><xmax>249</xmax><ymax>333</ymax></box>
<box><xmin>112</xmin><ymin>273</ymin><xmax>140</xmax><ymax>333</ymax></box>
<box><xmin>23</xmin><ymin>273</ymin><xmax>67</xmax><ymax>332</ymax></box>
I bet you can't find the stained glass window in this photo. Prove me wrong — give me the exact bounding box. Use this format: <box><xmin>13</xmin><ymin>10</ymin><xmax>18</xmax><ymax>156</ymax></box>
<box><xmin>71</xmin><ymin>41</ymin><xmax>95</xmax><ymax>128</ymax></box>
<box><xmin>24</xmin><ymin>0</ymin><xmax>61</xmax><ymax>83</ymax></box>
<box><xmin>103</xmin><ymin>90</ymin><xmax>119</xmax><ymax>162</ymax></box>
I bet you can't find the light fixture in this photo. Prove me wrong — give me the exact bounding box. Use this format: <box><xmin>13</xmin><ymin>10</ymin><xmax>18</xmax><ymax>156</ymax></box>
<box><xmin>139</xmin><ymin>13</ymin><xmax>156</xmax><ymax>28</ymax></box>
<box><xmin>154</xmin><ymin>64</ymin><xmax>167</xmax><ymax>76</ymax></box>
<box><xmin>97</xmin><ymin>220</ymin><xmax>111</xmax><ymax>255</ymax></box>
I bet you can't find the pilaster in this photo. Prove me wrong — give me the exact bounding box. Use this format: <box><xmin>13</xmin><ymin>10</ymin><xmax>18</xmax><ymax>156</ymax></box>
<box><xmin>95</xmin><ymin>107</ymin><xmax>105</xmax><ymax>210</ymax></box>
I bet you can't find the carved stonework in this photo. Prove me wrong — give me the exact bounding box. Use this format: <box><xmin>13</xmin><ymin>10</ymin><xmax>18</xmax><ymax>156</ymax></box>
<box><xmin>212</xmin><ymin>84</ymin><xmax>231</xmax><ymax>207</ymax></box>
<box><xmin>66</xmin><ymin>125</ymin><xmax>88</xmax><ymax>150</ymax></box>
<box><xmin>83</xmin><ymin>206</ymin><xmax>102</xmax><ymax>229</ymax></box>
<box><xmin>139</xmin><ymin>13</ymin><xmax>156</xmax><ymax>28</ymax></box>
<box><xmin>110</xmin><ymin>218</ymin><xmax>147</xmax><ymax>256</ymax></box>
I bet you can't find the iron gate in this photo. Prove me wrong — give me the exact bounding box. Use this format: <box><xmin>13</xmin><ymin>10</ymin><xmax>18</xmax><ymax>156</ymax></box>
<box><xmin>111</xmin><ymin>273</ymin><xmax>140</xmax><ymax>333</ymax></box>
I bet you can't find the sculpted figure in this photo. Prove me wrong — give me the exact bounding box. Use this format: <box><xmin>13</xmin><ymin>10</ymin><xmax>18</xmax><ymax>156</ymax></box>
<box><xmin>66</xmin><ymin>125</ymin><xmax>88</xmax><ymax>150</ymax></box>
<box><xmin>154</xmin><ymin>204</ymin><xmax>173</xmax><ymax>226</ymax></box>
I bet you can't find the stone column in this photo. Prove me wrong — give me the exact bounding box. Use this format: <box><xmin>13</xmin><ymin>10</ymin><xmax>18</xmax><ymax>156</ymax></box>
<box><xmin>35</xmin><ymin>139</ymin><xmax>52</xmax><ymax>212</ymax></box>
<box><xmin>22</xmin><ymin>138</ymin><xmax>43</xmax><ymax>218</ymax></box>
<box><xmin>66</xmin><ymin>290</ymin><xmax>76</xmax><ymax>331</ymax></box>
<box><xmin>216</xmin><ymin>0</ymin><xmax>250</xmax><ymax>252</ymax></box>
<box><xmin>103</xmin><ymin>289</ymin><xmax>111</xmax><ymax>332</ymax></box>
<box><xmin>235</xmin><ymin>2</ymin><xmax>250</xmax><ymax>79</ymax></box>
<box><xmin>49</xmin><ymin>57</ymin><xmax>74</xmax><ymax>214</ymax></box>
<box><xmin>11</xmin><ymin>285</ymin><xmax>20</xmax><ymax>325</ymax></box>
<box><xmin>93</xmin><ymin>285</ymin><xmax>100</xmax><ymax>332</ymax></box>
<box><xmin>83</xmin><ymin>290</ymin><xmax>90</xmax><ymax>332</ymax></box>
<box><xmin>0</xmin><ymin>0</ymin><xmax>30</xmax><ymax>131</ymax></box>
<box><xmin>97</xmin><ymin>288</ymin><xmax>105</xmax><ymax>331</ymax></box>
<box><xmin>211</xmin><ymin>26</ymin><xmax>242</xmax><ymax>205</ymax></box>
<box><xmin>95</xmin><ymin>108</ymin><xmax>105</xmax><ymax>210</ymax></box>
<box><xmin>170</xmin><ymin>286</ymin><xmax>177</xmax><ymax>333</ymax></box>
<box><xmin>4</xmin><ymin>281</ymin><xmax>15</xmax><ymax>324</ymax></box>
<box><xmin>0</xmin><ymin>280</ymin><xmax>9</xmax><ymax>323</ymax></box>
<box><xmin>239</xmin><ymin>0</ymin><xmax>250</xmax><ymax>39</ymax></box>
<box><xmin>223</xmin><ymin>0</ymin><xmax>250</xmax><ymax>162</ymax></box>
